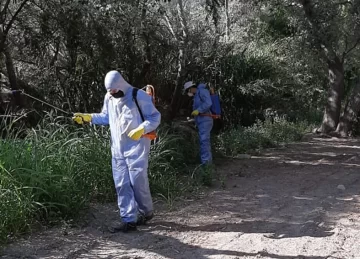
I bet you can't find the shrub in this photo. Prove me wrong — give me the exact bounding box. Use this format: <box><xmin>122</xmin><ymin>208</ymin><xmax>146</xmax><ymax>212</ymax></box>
<box><xmin>216</xmin><ymin>116</ymin><xmax>311</xmax><ymax>156</ymax></box>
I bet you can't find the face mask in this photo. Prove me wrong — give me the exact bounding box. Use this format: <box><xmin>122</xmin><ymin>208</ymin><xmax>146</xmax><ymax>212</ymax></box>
<box><xmin>110</xmin><ymin>90</ymin><xmax>124</xmax><ymax>98</ymax></box>
<box><xmin>187</xmin><ymin>92</ymin><xmax>194</xmax><ymax>97</ymax></box>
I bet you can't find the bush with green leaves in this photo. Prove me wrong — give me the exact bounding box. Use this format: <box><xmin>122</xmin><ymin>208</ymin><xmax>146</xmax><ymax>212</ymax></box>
<box><xmin>216</xmin><ymin>116</ymin><xmax>311</xmax><ymax>156</ymax></box>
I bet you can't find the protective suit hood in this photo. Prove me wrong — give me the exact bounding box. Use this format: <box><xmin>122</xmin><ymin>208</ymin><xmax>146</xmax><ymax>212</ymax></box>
<box><xmin>104</xmin><ymin>70</ymin><xmax>131</xmax><ymax>93</ymax></box>
<box><xmin>197</xmin><ymin>83</ymin><xmax>207</xmax><ymax>90</ymax></box>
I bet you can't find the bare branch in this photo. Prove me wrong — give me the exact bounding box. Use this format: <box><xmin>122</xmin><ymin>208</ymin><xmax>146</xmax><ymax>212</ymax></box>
<box><xmin>163</xmin><ymin>12</ymin><xmax>177</xmax><ymax>41</ymax></box>
<box><xmin>15</xmin><ymin>58</ymin><xmax>37</xmax><ymax>66</ymax></box>
<box><xmin>49</xmin><ymin>40</ymin><xmax>61</xmax><ymax>67</ymax></box>
<box><xmin>343</xmin><ymin>33</ymin><xmax>349</xmax><ymax>62</ymax></box>
<box><xmin>177</xmin><ymin>0</ymin><xmax>188</xmax><ymax>39</ymax></box>
<box><xmin>0</xmin><ymin>0</ymin><xmax>11</xmax><ymax>24</ymax></box>
<box><xmin>344</xmin><ymin>37</ymin><xmax>360</xmax><ymax>57</ymax></box>
<box><xmin>4</xmin><ymin>0</ymin><xmax>30</xmax><ymax>36</ymax></box>
<box><xmin>336</xmin><ymin>0</ymin><xmax>352</xmax><ymax>5</ymax></box>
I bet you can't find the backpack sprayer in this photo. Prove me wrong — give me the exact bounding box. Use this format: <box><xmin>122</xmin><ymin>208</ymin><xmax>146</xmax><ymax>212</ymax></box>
<box><xmin>207</xmin><ymin>85</ymin><xmax>221</xmax><ymax>119</ymax></box>
<box><xmin>197</xmin><ymin>84</ymin><xmax>222</xmax><ymax>119</ymax></box>
<box><xmin>139</xmin><ymin>85</ymin><xmax>157</xmax><ymax>140</ymax></box>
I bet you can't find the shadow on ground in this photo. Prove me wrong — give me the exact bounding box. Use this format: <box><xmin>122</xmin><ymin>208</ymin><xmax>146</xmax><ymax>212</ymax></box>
<box><xmin>90</xmin><ymin>230</ymin><xmax>333</xmax><ymax>259</ymax></box>
<box><xmin>178</xmin><ymin>137</ymin><xmax>360</xmax><ymax>237</ymax></box>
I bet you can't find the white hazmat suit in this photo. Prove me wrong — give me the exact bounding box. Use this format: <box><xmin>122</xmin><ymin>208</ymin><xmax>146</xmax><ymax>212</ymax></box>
<box><xmin>88</xmin><ymin>71</ymin><xmax>161</xmax><ymax>227</ymax></box>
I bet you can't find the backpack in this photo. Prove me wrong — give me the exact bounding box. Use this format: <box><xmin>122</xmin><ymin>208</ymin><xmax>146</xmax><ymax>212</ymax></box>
<box><xmin>208</xmin><ymin>86</ymin><xmax>222</xmax><ymax>119</ymax></box>
<box><xmin>132</xmin><ymin>87</ymin><xmax>157</xmax><ymax>141</ymax></box>
<box><xmin>198</xmin><ymin>83</ymin><xmax>222</xmax><ymax>119</ymax></box>
<box><xmin>198</xmin><ymin>84</ymin><xmax>223</xmax><ymax>134</ymax></box>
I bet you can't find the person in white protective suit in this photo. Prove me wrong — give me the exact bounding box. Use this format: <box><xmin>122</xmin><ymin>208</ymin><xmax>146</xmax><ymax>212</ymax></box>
<box><xmin>72</xmin><ymin>70</ymin><xmax>161</xmax><ymax>232</ymax></box>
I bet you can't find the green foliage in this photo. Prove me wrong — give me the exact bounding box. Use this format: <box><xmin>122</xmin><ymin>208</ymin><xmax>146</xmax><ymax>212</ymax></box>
<box><xmin>148</xmin><ymin>125</ymin><xmax>197</xmax><ymax>199</ymax></box>
<box><xmin>216</xmin><ymin>116</ymin><xmax>311</xmax><ymax>157</ymax></box>
<box><xmin>0</xmin><ymin>165</ymin><xmax>33</xmax><ymax>242</ymax></box>
<box><xmin>217</xmin><ymin>52</ymin><xmax>277</xmax><ymax>126</ymax></box>
<box><xmin>0</xmin><ymin>115</ymin><xmax>198</xmax><ymax>243</ymax></box>
<box><xmin>260</xmin><ymin>6</ymin><xmax>297</xmax><ymax>39</ymax></box>
<box><xmin>0</xmin><ymin>116</ymin><xmax>113</xmax><ymax>239</ymax></box>
<box><xmin>2</xmin><ymin>0</ymin><xmax>339</xmax><ymax>131</ymax></box>
<box><xmin>193</xmin><ymin>163</ymin><xmax>215</xmax><ymax>187</ymax></box>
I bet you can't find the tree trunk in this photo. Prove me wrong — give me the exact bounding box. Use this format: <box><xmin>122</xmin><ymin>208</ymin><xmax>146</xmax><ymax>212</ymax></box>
<box><xmin>336</xmin><ymin>78</ymin><xmax>360</xmax><ymax>137</ymax></box>
<box><xmin>318</xmin><ymin>57</ymin><xmax>345</xmax><ymax>133</ymax></box>
<box><xmin>225</xmin><ymin>0</ymin><xmax>230</xmax><ymax>42</ymax></box>
<box><xmin>212</xmin><ymin>5</ymin><xmax>220</xmax><ymax>49</ymax></box>
<box><xmin>4</xmin><ymin>44</ymin><xmax>23</xmax><ymax>107</ymax></box>
<box><xmin>136</xmin><ymin>0</ymin><xmax>151</xmax><ymax>87</ymax></box>
<box><xmin>4</xmin><ymin>45</ymin><xmax>18</xmax><ymax>91</ymax></box>
<box><xmin>170</xmin><ymin>0</ymin><xmax>187</xmax><ymax>118</ymax></box>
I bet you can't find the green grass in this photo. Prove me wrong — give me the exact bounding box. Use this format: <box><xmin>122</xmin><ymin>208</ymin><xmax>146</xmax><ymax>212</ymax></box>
<box><xmin>0</xmin><ymin>115</ymin><xmax>112</xmax><ymax>241</ymax></box>
<box><xmin>215</xmin><ymin>116</ymin><xmax>312</xmax><ymax>157</ymax></box>
<box><xmin>0</xmin><ymin>114</ymin><xmax>198</xmax><ymax>243</ymax></box>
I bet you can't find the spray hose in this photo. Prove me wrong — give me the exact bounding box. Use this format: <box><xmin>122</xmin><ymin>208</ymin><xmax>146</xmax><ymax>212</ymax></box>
<box><xmin>12</xmin><ymin>86</ymin><xmax>156</xmax><ymax>116</ymax></box>
<box><xmin>11</xmin><ymin>90</ymin><xmax>72</xmax><ymax>115</ymax></box>
<box><xmin>10</xmin><ymin>87</ymin><xmax>159</xmax><ymax>141</ymax></box>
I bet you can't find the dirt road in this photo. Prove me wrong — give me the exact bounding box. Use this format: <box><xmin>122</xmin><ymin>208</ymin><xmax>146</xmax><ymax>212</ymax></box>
<box><xmin>1</xmin><ymin>136</ymin><xmax>360</xmax><ymax>259</ymax></box>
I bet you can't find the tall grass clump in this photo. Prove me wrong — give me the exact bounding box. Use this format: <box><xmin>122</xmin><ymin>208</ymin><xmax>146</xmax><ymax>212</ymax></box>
<box><xmin>0</xmin><ymin>114</ymin><xmax>197</xmax><ymax>243</ymax></box>
<box><xmin>216</xmin><ymin>116</ymin><xmax>311</xmax><ymax>156</ymax></box>
<box><xmin>0</xmin><ymin>114</ymin><xmax>113</xmax><ymax>241</ymax></box>
<box><xmin>0</xmin><ymin>165</ymin><xmax>34</xmax><ymax>241</ymax></box>
<box><xmin>148</xmin><ymin>122</ymin><xmax>199</xmax><ymax>201</ymax></box>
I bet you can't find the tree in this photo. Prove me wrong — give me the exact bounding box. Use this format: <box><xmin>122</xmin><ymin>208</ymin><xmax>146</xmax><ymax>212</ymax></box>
<box><xmin>6</xmin><ymin>0</ymin><xmax>360</xmax><ymax>134</ymax></box>
<box><xmin>301</xmin><ymin>0</ymin><xmax>360</xmax><ymax>134</ymax></box>
<box><xmin>260</xmin><ymin>0</ymin><xmax>360</xmax><ymax>134</ymax></box>
<box><xmin>0</xmin><ymin>0</ymin><xmax>30</xmax><ymax>106</ymax></box>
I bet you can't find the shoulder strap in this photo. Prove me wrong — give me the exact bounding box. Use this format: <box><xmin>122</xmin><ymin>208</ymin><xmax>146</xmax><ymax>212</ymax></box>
<box><xmin>132</xmin><ymin>88</ymin><xmax>145</xmax><ymax>122</ymax></box>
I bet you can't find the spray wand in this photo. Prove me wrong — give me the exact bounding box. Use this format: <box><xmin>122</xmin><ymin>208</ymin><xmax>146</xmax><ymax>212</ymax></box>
<box><xmin>11</xmin><ymin>90</ymin><xmax>72</xmax><ymax>115</ymax></box>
